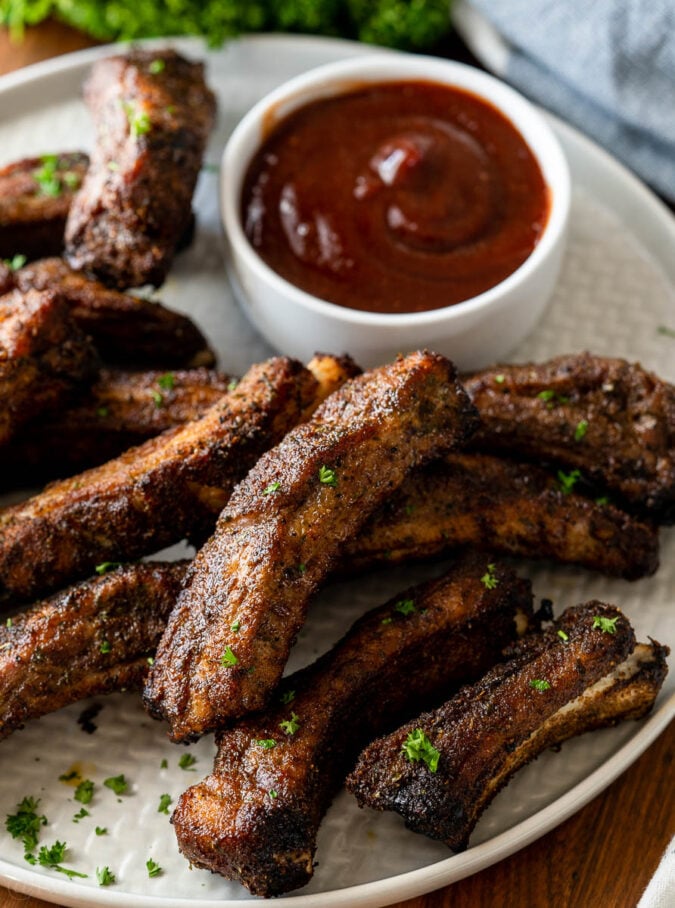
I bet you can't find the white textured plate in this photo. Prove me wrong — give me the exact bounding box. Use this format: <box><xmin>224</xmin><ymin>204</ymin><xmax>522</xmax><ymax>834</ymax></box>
<box><xmin>0</xmin><ymin>34</ymin><xmax>673</xmax><ymax>908</ymax></box>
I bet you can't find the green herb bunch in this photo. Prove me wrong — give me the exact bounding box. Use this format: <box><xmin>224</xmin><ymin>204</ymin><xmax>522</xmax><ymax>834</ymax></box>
<box><xmin>0</xmin><ymin>0</ymin><xmax>452</xmax><ymax>50</ymax></box>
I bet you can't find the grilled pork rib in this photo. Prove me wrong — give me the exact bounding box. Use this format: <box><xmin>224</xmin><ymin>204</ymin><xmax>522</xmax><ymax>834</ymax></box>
<box><xmin>0</xmin><ymin>356</ymin><xmax>335</xmax><ymax>604</ymax></box>
<box><xmin>0</xmin><ymin>562</ymin><xmax>188</xmax><ymax>741</ymax></box>
<box><xmin>0</xmin><ymin>153</ymin><xmax>89</xmax><ymax>261</ymax></box>
<box><xmin>0</xmin><ymin>368</ymin><xmax>232</xmax><ymax>488</ymax></box>
<box><xmin>11</xmin><ymin>257</ymin><xmax>214</xmax><ymax>367</ymax></box>
<box><xmin>0</xmin><ymin>288</ymin><xmax>99</xmax><ymax>447</ymax></box>
<box><xmin>172</xmin><ymin>555</ymin><xmax>533</xmax><ymax>896</ymax></box>
<box><xmin>347</xmin><ymin>603</ymin><xmax>669</xmax><ymax>851</ymax></box>
<box><xmin>145</xmin><ymin>351</ymin><xmax>479</xmax><ymax>741</ymax></box>
<box><xmin>344</xmin><ymin>452</ymin><xmax>660</xmax><ymax>580</ymax></box>
<box><xmin>465</xmin><ymin>353</ymin><xmax>675</xmax><ymax>521</ymax></box>
<box><xmin>65</xmin><ymin>50</ymin><xmax>216</xmax><ymax>288</ymax></box>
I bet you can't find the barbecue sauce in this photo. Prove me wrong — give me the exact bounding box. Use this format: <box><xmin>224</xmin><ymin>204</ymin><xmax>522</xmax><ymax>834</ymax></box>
<box><xmin>241</xmin><ymin>81</ymin><xmax>550</xmax><ymax>314</ymax></box>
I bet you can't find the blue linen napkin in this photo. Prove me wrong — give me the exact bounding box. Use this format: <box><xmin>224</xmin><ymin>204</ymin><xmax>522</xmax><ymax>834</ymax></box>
<box><xmin>465</xmin><ymin>0</ymin><xmax>675</xmax><ymax>200</ymax></box>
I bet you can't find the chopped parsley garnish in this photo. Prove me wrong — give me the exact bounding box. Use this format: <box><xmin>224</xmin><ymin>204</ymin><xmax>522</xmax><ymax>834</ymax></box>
<box><xmin>96</xmin><ymin>865</ymin><xmax>116</xmax><ymax>886</ymax></box>
<box><xmin>401</xmin><ymin>729</ymin><xmax>440</xmax><ymax>773</ymax></box>
<box><xmin>393</xmin><ymin>598</ymin><xmax>416</xmax><ymax>616</ymax></box>
<box><xmin>263</xmin><ymin>480</ymin><xmax>281</xmax><ymax>495</ymax></box>
<box><xmin>72</xmin><ymin>807</ymin><xmax>89</xmax><ymax>823</ymax></box>
<box><xmin>5</xmin><ymin>796</ymin><xmax>47</xmax><ymax>853</ymax></box>
<box><xmin>59</xmin><ymin>770</ymin><xmax>79</xmax><ymax>781</ymax></box>
<box><xmin>157</xmin><ymin>371</ymin><xmax>175</xmax><ymax>391</ymax></box>
<box><xmin>148</xmin><ymin>58</ymin><xmax>166</xmax><ymax>74</ymax></box>
<box><xmin>230</xmin><ymin>620</ymin><xmax>241</xmax><ymax>632</ymax></box>
<box><xmin>100</xmin><ymin>639</ymin><xmax>112</xmax><ymax>654</ymax></box>
<box><xmin>595</xmin><ymin>495</ymin><xmax>610</xmax><ymax>506</ymax></box>
<box><xmin>95</xmin><ymin>827</ymin><xmax>108</xmax><ymax>836</ymax></box>
<box><xmin>146</xmin><ymin>857</ymin><xmax>162</xmax><ymax>877</ymax></box>
<box><xmin>97</xmin><ymin>406</ymin><xmax>109</xmax><ymax>418</ymax></box>
<box><xmin>63</xmin><ymin>171</ymin><xmax>80</xmax><ymax>189</ymax></box>
<box><xmin>557</xmin><ymin>629</ymin><xmax>570</xmax><ymax>643</ymax></box>
<box><xmin>255</xmin><ymin>738</ymin><xmax>277</xmax><ymax>749</ymax></box>
<box><xmin>95</xmin><ymin>561</ymin><xmax>121</xmax><ymax>575</ymax></box>
<box><xmin>107</xmin><ymin>161</ymin><xmax>120</xmax><ymax>172</ymax></box>
<box><xmin>269</xmin><ymin>789</ymin><xmax>278</xmax><ymax>799</ymax></box>
<box><xmin>574</xmin><ymin>419</ymin><xmax>589</xmax><ymax>441</ymax></box>
<box><xmin>103</xmin><ymin>774</ymin><xmax>128</xmax><ymax>795</ymax></box>
<box><xmin>74</xmin><ymin>779</ymin><xmax>94</xmax><ymax>804</ymax></box>
<box><xmin>157</xmin><ymin>793</ymin><xmax>172</xmax><ymax>815</ymax></box>
<box><xmin>297</xmin><ymin>563</ymin><xmax>306</xmax><ymax>574</ymax></box>
<box><xmin>3</xmin><ymin>254</ymin><xmax>26</xmax><ymax>271</ymax></box>
<box><xmin>37</xmin><ymin>841</ymin><xmax>88</xmax><ymax>878</ymax></box>
<box><xmin>557</xmin><ymin>469</ymin><xmax>581</xmax><ymax>495</ymax></box>
<box><xmin>279</xmin><ymin>712</ymin><xmax>300</xmax><ymax>735</ymax></box>
<box><xmin>178</xmin><ymin>754</ymin><xmax>197</xmax><ymax>771</ymax></box>
<box><xmin>537</xmin><ymin>389</ymin><xmax>569</xmax><ymax>408</ymax></box>
<box><xmin>280</xmin><ymin>689</ymin><xmax>295</xmax><ymax>705</ymax></box>
<box><xmin>593</xmin><ymin>615</ymin><xmax>619</xmax><ymax>634</ymax></box>
<box><xmin>151</xmin><ymin>389</ymin><xmax>164</xmax><ymax>407</ymax></box>
<box><xmin>494</xmin><ymin>374</ymin><xmax>506</xmax><ymax>384</ymax></box>
<box><xmin>227</xmin><ymin>378</ymin><xmax>238</xmax><ymax>391</ymax></box>
<box><xmin>529</xmin><ymin>679</ymin><xmax>551</xmax><ymax>691</ymax></box>
<box><xmin>147</xmin><ymin>656</ymin><xmax>154</xmax><ymax>666</ymax></box>
<box><xmin>5</xmin><ymin>617</ymin><xmax>12</xmax><ymax>628</ymax></box>
<box><xmin>123</xmin><ymin>101</ymin><xmax>152</xmax><ymax>137</ymax></box>
<box><xmin>381</xmin><ymin>616</ymin><xmax>393</xmax><ymax>625</ymax></box>
<box><xmin>220</xmin><ymin>645</ymin><xmax>239</xmax><ymax>667</ymax></box>
<box><xmin>160</xmin><ymin>758</ymin><xmax>168</xmax><ymax>769</ymax></box>
<box><xmin>318</xmin><ymin>465</ymin><xmax>337</xmax><ymax>486</ymax></box>
<box><xmin>657</xmin><ymin>325</ymin><xmax>675</xmax><ymax>338</ymax></box>
<box><xmin>481</xmin><ymin>563</ymin><xmax>499</xmax><ymax>590</ymax></box>
<box><xmin>33</xmin><ymin>154</ymin><xmax>63</xmax><ymax>197</ymax></box>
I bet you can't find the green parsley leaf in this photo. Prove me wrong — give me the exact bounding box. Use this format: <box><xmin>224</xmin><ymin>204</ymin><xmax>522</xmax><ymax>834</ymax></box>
<box><xmin>5</xmin><ymin>617</ymin><xmax>12</xmax><ymax>628</ymax></box>
<box><xmin>557</xmin><ymin>629</ymin><xmax>570</xmax><ymax>643</ymax></box>
<box><xmin>381</xmin><ymin>616</ymin><xmax>393</xmax><ymax>625</ymax></box>
<box><xmin>95</xmin><ymin>561</ymin><xmax>122</xmax><ymax>575</ymax></box>
<box><xmin>147</xmin><ymin>656</ymin><xmax>154</xmax><ymax>666</ymax></box>
<box><xmin>318</xmin><ymin>465</ymin><xmax>337</xmax><ymax>486</ymax></box>
<box><xmin>393</xmin><ymin>598</ymin><xmax>416</xmax><ymax>616</ymax></box>
<box><xmin>529</xmin><ymin>679</ymin><xmax>551</xmax><ymax>691</ymax></box>
<box><xmin>38</xmin><ymin>841</ymin><xmax>88</xmax><ymax>878</ymax></box>
<box><xmin>3</xmin><ymin>254</ymin><xmax>26</xmax><ymax>271</ymax></box>
<box><xmin>178</xmin><ymin>754</ymin><xmax>197</xmax><ymax>771</ymax></box>
<box><xmin>657</xmin><ymin>325</ymin><xmax>675</xmax><ymax>339</ymax></box>
<box><xmin>280</xmin><ymin>689</ymin><xmax>295</xmax><ymax>705</ymax></box>
<box><xmin>481</xmin><ymin>563</ymin><xmax>499</xmax><ymax>590</ymax></box>
<box><xmin>494</xmin><ymin>374</ymin><xmax>506</xmax><ymax>384</ymax></box>
<box><xmin>95</xmin><ymin>827</ymin><xmax>108</xmax><ymax>836</ymax></box>
<box><xmin>62</xmin><ymin>171</ymin><xmax>80</xmax><ymax>189</ymax></box>
<box><xmin>230</xmin><ymin>620</ymin><xmax>241</xmax><ymax>632</ymax></box>
<box><xmin>279</xmin><ymin>712</ymin><xmax>300</xmax><ymax>736</ymax></box>
<box><xmin>160</xmin><ymin>758</ymin><xmax>168</xmax><ymax>769</ymax></box>
<box><xmin>157</xmin><ymin>793</ymin><xmax>172</xmax><ymax>815</ymax></box>
<box><xmin>74</xmin><ymin>780</ymin><xmax>94</xmax><ymax>805</ymax></box>
<box><xmin>96</xmin><ymin>865</ymin><xmax>116</xmax><ymax>886</ymax></box>
<box><xmin>220</xmin><ymin>645</ymin><xmax>239</xmax><ymax>667</ymax></box>
<box><xmin>148</xmin><ymin>58</ymin><xmax>165</xmax><ymax>74</ymax></box>
<box><xmin>33</xmin><ymin>155</ymin><xmax>62</xmax><ymax>197</ymax></box>
<box><xmin>227</xmin><ymin>378</ymin><xmax>238</xmax><ymax>391</ymax></box>
<box><xmin>263</xmin><ymin>481</ymin><xmax>281</xmax><ymax>495</ymax></box>
<box><xmin>99</xmin><ymin>639</ymin><xmax>112</xmax><ymax>654</ymax></box>
<box><xmin>5</xmin><ymin>796</ymin><xmax>47</xmax><ymax>853</ymax></box>
<box><xmin>595</xmin><ymin>495</ymin><xmax>610</xmax><ymax>506</ymax></box>
<box><xmin>107</xmin><ymin>161</ymin><xmax>120</xmax><ymax>172</ymax></box>
<box><xmin>255</xmin><ymin>738</ymin><xmax>277</xmax><ymax>749</ymax></box>
<box><xmin>103</xmin><ymin>774</ymin><xmax>128</xmax><ymax>795</ymax></box>
<box><xmin>557</xmin><ymin>469</ymin><xmax>581</xmax><ymax>495</ymax></box>
<box><xmin>537</xmin><ymin>389</ymin><xmax>556</xmax><ymax>402</ymax></box>
<box><xmin>157</xmin><ymin>371</ymin><xmax>175</xmax><ymax>391</ymax></box>
<box><xmin>592</xmin><ymin>615</ymin><xmax>619</xmax><ymax>634</ymax></box>
<box><xmin>151</xmin><ymin>389</ymin><xmax>164</xmax><ymax>407</ymax></box>
<box><xmin>574</xmin><ymin>419</ymin><xmax>589</xmax><ymax>441</ymax></box>
<box><xmin>72</xmin><ymin>807</ymin><xmax>89</xmax><ymax>823</ymax></box>
<box><xmin>401</xmin><ymin>729</ymin><xmax>440</xmax><ymax>773</ymax></box>
<box><xmin>146</xmin><ymin>857</ymin><xmax>162</xmax><ymax>877</ymax></box>
<box><xmin>58</xmin><ymin>769</ymin><xmax>79</xmax><ymax>781</ymax></box>
<box><xmin>96</xmin><ymin>406</ymin><xmax>109</xmax><ymax>418</ymax></box>
<box><xmin>123</xmin><ymin>101</ymin><xmax>152</xmax><ymax>137</ymax></box>
<box><xmin>269</xmin><ymin>789</ymin><xmax>278</xmax><ymax>799</ymax></box>
<box><xmin>297</xmin><ymin>563</ymin><xmax>306</xmax><ymax>574</ymax></box>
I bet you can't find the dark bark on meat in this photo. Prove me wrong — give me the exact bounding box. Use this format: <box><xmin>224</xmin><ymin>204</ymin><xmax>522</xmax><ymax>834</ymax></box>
<box><xmin>465</xmin><ymin>353</ymin><xmax>675</xmax><ymax>522</ymax></box>
<box><xmin>0</xmin><ymin>288</ymin><xmax>99</xmax><ymax>447</ymax></box>
<box><xmin>65</xmin><ymin>50</ymin><xmax>216</xmax><ymax>288</ymax></box>
<box><xmin>347</xmin><ymin>603</ymin><xmax>669</xmax><ymax>851</ymax></box>
<box><xmin>172</xmin><ymin>554</ymin><xmax>533</xmax><ymax>896</ymax></box>
<box><xmin>145</xmin><ymin>351</ymin><xmax>479</xmax><ymax>741</ymax></box>
<box><xmin>0</xmin><ymin>153</ymin><xmax>89</xmax><ymax>261</ymax></box>
<box><xmin>344</xmin><ymin>452</ymin><xmax>660</xmax><ymax>580</ymax></box>
<box><xmin>0</xmin><ymin>561</ymin><xmax>188</xmax><ymax>740</ymax></box>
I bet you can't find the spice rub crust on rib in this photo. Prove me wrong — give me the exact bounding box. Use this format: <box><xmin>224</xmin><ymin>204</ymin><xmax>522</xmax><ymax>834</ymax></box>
<box><xmin>172</xmin><ymin>554</ymin><xmax>533</xmax><ymax>897</ymax></box>
<box><xmin>0</xmin><ymin>561</ymin><xmax>188</xmax><ymax>741</ymax></box>
<box><xmin>464</xmin><ymin>353</ymin><xmax>675</xmax><ymax>521</ymax></box>
<box><xmin>144</xmin><ymin>351</ymin><xmax>479</xmax><ymax>741</ymax></box>
<box><xmin>65</xmin><ymin>50</ymin><xmax>216</xmax><ymax>289</ymax></box>
<box><xmin>0</xmin><ymin>288</ymin><xmax>99</xmax><ymax>447</ymax></box>
<box><xmin>0</xmin><ymin>356</ymin><xmax>321</xmax><ymax>604</ymax></box>
<box><xmin>0</xmin><ymin>153</ymin><xmax>89</xmax><ymax>261</ymax></box>
<box><xmin>344</xmin><ymin>452</ymin><xmax>660</xmax><ymax>580</ymax></box>
<box><xmin>10</xmin><ymin>257</ymin><xmax>215</xmax><ymax>367</ymax></box>
<box><xmin>347</xmin><ymin>603</ymin><xmax>669</xmax><ymax>852</ymax></box>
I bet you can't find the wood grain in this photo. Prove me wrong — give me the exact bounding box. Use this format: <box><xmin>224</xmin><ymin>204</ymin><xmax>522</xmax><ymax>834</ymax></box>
<box><xmin>0</xmin><ymin>19</ymin><xmax>673</xmax><ymax>908</ymax></box>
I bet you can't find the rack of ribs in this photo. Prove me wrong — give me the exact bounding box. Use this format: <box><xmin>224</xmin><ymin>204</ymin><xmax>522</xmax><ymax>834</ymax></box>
<box><xmin>465</xmin><ymin>353</ymin><xmax>675</xmax><ymax>522</ymax></box>
<box><xmin>144</xmin><ymin>351</ymin><xmax>480</xmax><ymax>741</ymax></box>
<box><xmin>0</xmin><ymin>288</ymin><xmax>99</xmax><ymax>447</ymax></box>
<box><xmin>65</xmin><ymin>50</ymin><xmax>216</xmax><ymax>288</ymax></box>
<box><xmin>172</xmin><ymin>554</ymin><xmax>533</xmax><ymax>896</ymax></box>
<box><xmin>347</xmin><ymin>602</ymin><xmax>669</xmax><ymax>851</ymax></box>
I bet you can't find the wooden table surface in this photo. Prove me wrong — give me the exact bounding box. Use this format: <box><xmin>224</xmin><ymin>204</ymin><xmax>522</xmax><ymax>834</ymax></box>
<box><xmin>0</xmin><ymin>19</ymin><xmax>673</xmax><ymax>908</ymax></box>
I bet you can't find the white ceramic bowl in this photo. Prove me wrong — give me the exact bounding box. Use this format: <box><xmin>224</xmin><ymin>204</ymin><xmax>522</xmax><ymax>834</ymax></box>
<box><xmin>221</xmin><ymin>54</ymin><xmax>571</xmax><ymax>370</ymax></box>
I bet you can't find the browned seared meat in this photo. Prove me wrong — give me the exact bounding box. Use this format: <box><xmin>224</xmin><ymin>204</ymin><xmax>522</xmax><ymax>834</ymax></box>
<box><xmin>145</xmin><ymin>351</ymin><xmax>479</xmax><ymax>742</ymax></box>
<box><xmin>347</xmin><ymin>603</ymin><xmax>669</xmax><ymax>851</ymax></box>
<box><xmin>465</xmin><ymin>353</ymin><xmax>675</xmax><ymax>521</ymax></box>
<box><xmin>11</xmin><ymin>257</ymin><xmax>214</xmax><ymax>367</ymax></box>
<box><xmin>0</xmin><ymin>561</ymin><xmax>188</xmax><ymax>741</ymax></box>
<box><xmin>345</xmin><ymin>452</ymin><xmax>660</xmax><ymax>580</ymax></box>
<box><xmin>0</xmin><ymin>367</ymin><xmax>233</xmax><ymax>488</ymax></box>
<box><xmin>0</xmin><ymin>153</ymin><xmax>89</xmax><ymax>261</ymax></box>
<box><xmin>172</xmin><ymin>555</ymin><xmax>532</xmax><ymax>897</ymax></box>
<box><xmin>0</xmin><ymin>288</ymin><xmax>99</xmax><ymax>447</ymax></box>
<box><xmin>0</xmin><ymin>356</ymin><xmax>327</xmax><ymax>605</ymax></box>
<box><xmin>65</xmin><ymin>50</ymin><xmax>216</xmax><ymax>288</ymax></box>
